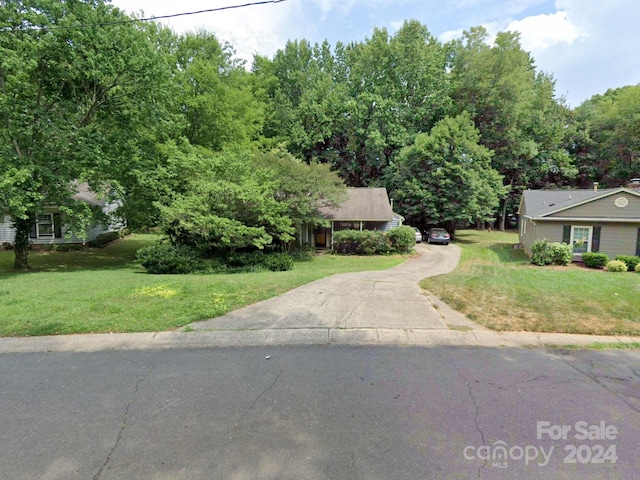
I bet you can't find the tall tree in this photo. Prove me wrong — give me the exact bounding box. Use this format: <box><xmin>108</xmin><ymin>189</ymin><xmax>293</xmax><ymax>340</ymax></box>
<box><xmin>572</xmin><ymin>85</ymin><xmax>640</xmax><ymax>187</ymax></box>
<box><xmin>175</xmin><ymin>31</ymin><xmax>265</xmax><ymax>151</ymax></box>
<box><xmin>387</xmin><ymin>113</ymin><xmax>506</xmax><ymax>233</ymax></box>
<box><xmin>449</xmin><ymin>27</ymin><xmax>575</xmax><ymax>228</ymax></box>
<box><xmin>0</xmin><ymin>0</ymin><xmax>176</xmax><ymax>268</ymax></box>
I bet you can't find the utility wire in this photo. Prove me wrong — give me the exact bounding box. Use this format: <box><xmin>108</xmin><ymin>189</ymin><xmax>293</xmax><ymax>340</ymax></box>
<box><xmin>0</xmin><ymin>0</ymin><xmax>288</xmax><ymax>31</ymax></box>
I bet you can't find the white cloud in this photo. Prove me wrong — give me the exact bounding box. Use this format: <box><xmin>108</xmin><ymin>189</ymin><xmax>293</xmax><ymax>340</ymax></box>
<box><xmin>111</xmin><ymin>0</ymin><xmax>300</xmax><ymax>66</ymax></box>
<box><xmin>507</xmin><ymin>11</ymin><xmax>585</xmax><ymax>50</ymax></box>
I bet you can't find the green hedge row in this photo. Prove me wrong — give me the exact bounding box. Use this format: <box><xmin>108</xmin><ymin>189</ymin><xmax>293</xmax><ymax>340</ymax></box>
<box><xmin>332</xmin><ymin>226</ymin><xmax>415</xmax><ymax>255</ymax></box>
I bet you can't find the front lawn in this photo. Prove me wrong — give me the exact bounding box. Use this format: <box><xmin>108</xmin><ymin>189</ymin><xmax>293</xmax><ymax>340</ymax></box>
<box><xmin>0</xmin><ymin>235</ymin><xmax>406</xmax><ymax>336</ymax></box>
<box><xmin>421</xmin><ymin>230</ymin><xmax>640</xmax><ymax>335</ymax></box>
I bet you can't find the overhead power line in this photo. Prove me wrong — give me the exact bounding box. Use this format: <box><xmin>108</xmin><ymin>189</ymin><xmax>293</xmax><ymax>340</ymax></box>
<box><xmin>0</xmin><ymin>0</ymin><xmax>288</xmax><ymax>31</ymax></box>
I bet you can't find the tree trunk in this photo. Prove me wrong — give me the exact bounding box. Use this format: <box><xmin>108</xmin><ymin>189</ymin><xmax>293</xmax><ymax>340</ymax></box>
<box><xmin>499</xmin><ymin>200</ymin><xmax>507</xmax><ymax>231</ymax></box>
<box><xmin>13</xmin><ymin>216</ymin><xmax>33</xmax><ymax>270</ymax></box>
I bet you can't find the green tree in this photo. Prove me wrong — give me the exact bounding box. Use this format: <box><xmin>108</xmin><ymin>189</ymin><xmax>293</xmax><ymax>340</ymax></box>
<box><xmin>175</xmin><ymin>30</ymin><xmax>265</xmax><ymax>151</ymax></box>
<box><xmin>572</xmin><ymin>85</ymin><xmax>640</xmax><ymax>187</ymax></box>
<box><xmin>387</xmin><ymin>113</ymin><xmax>506</xmax><ymax>233</ymax></box>
<box><xmin>158</xmin><ymin>147</ymin><xmax>346</xmax><ymax>254</ymax></box>
<box><xmin>0</xmin><ymin>0</ymin><xmax>175</xmax><ymax>268</ymax></box>
<box><xmin>449</xmin><ymin>27</ymin><xmax>575</xmax><ymax>228</ymax></box>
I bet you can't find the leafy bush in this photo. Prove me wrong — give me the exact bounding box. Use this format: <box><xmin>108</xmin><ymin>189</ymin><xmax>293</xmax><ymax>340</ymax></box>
<box><xmin>615</xmin><ymin>255</ymin><xmax>640</xmax><ymax>271</ymax></box>
<box><xmin>262</xmin><ymin>252</ymin><xmax>294</xmax><ymax>271</ymax></box>
<box><xmin>288</xmin><ymin>244</ymin><xmax>315</xmax><ymax>262</ymax></box>
<box><xmin>530</xmin><ymin>239</ymin><xmax>552</xmax><ymax>266</ymax></box>
<box><xmin>582</xmin><ymin>252</ymin><xmax>609</xmax><ymax>268</ymax></box>
<box><xmin>635</xmin><ymin>263</ymin><xmax>640</xmax><ymax>273</ymax></box>
<box><xmin>549</xmin><ymin>242</ymin><xmax>573</xmax><ymax>266</ymax></box>
<box><xmin>332</xmin><ymin>228</ymin><xmax>412</xmax><ymax>255</ymax></box>
<box><xmin>224</xmin><ymin>251</ymin><xmax>266</xmax><ymax>268</ymax></box>
<box><xmin>52</xmin><ymin>243</ymin><xmax>85</xmax><ymax>252</ymax></box>
<box><xmin>89</xmin><ymin>231</ymin><xmax>122</xmax><ymax>248</ymax></box>
<box><xmin>223</xmin><ymin>251</ymin><xmax>293</xmax><ymax>272</ymax></box>
<box><xmin>136</xmin><ymin>241</ymin><xmax>201</xmax><ymax>274</ymax></box>
<box><xmin>605</xmin><ymin>260</ymin><xmax>628</xmax><ymax>272</ymax></box>
<box><xmin>387</xmin><ymin>226</ymin><xmax>416</xmax><ymax>254</ymax></box>
<box><xmin>2</xmin><ymin>241</ymin><xmax>14</xmax><ymax>250</ymax></box>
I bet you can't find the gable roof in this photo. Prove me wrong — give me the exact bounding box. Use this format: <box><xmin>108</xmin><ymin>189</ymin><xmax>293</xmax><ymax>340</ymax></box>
<box><xmin>520</xmin><ymin>187</ymin><xmax>640</xmax><ymax>218</ymax></box>
<box><xmin>73</xmin><ymin>183</ymin><xmax>108</xmax><ymax>207</ymax></box>
<box><xmin>317</xmin><ymin>187</ymin><xmax>394</xmax><ymax>221</ymax></box>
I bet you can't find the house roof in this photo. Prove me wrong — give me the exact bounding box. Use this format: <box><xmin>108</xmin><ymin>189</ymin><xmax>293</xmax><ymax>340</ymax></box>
<box><xmin>520</xmin><ymin>187</ymin><xmax>640</xmax><ymax>218</ymax></box>
<box><xmin>317</xmin><ymin>187</ymin><xmax>395</xmax><ymax>221</ymax></box>
<box><xmin>72</xmin><ymin>183</ymin><xmax>107</xmax><ymax>207</ymax></box>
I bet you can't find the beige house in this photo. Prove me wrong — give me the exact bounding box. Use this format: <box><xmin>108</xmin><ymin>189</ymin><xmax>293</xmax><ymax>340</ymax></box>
<box><xmin>299</xmin><ymin>187</ymin><xmax>404</xmax><ymax>248</ymax></box>
<box><xmin>518</xmin><ymin>180</ymin><xmax>640</xmax><ymax>260</ymax></box>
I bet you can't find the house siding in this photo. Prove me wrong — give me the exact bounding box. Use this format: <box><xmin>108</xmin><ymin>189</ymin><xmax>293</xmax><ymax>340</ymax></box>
<box><xmin>547</xmin><ymin>192</ymin><xmax>640</xmax><ymax>219</ymax></box>
<box><xmin>0</xmin><ymin>215</ymin><xmax>116</xmax><ymax>244</ymax></box>
<box><xmin>529</xmin><ymin>221</ymin><xmax>639</xmax><ymax>259</ymax></box>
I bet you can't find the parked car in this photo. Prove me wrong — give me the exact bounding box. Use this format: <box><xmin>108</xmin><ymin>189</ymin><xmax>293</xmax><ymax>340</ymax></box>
<box><xmin>426</xmin><ymin>228</ymin><xmax>450</xmax><ymax>245</ymax></box>
<box><xmin>412</xmin><ymin>227</ymin><xmax>422</xmax><ymax>243</ymax></box>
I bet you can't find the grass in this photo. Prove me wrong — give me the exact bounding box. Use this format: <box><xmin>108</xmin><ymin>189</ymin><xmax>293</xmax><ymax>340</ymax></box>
<box><xmin>421</xmin><ymin>230</ymin><xmax>640</xmax><ymax>336</ymax></box>
<box><xmin>0</xmin><ymin>235</ymin><xmax>406</xmax><ymax>337</ymax></box>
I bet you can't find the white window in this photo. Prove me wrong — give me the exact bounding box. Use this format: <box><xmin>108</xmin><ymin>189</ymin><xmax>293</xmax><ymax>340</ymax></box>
<box><xmin>36</xmin><ymin>214</ymin><xmax>54</xmax><ymax>238</ymax></box>
<box><xmin>571</xmin><ymin>226</ymin><xmax>592</xmax><ymax>254</ymax></box>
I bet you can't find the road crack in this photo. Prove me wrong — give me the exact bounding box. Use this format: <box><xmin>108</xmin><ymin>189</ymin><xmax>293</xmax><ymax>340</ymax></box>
<box><xmin>238</xmin><ymin>369</ymin><xmax>283</xmax><ymax>422</ymax></box>
<box><xmin>92</xmin><ymin>364</ymin><xmax>156</xmax><ymax>480</ymax></box>
<box><xmin>441</xmin><ymin>355</ymin><xmax>487</xmax><ymax>477</ymax></box>
<box><xmin>557</xmin><ymin>352</ymin><xmax>640</xmax><ymax>414</ymax></box>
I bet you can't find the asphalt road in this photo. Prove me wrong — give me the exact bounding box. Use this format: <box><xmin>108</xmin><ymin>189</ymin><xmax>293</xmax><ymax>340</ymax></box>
<box><xmin>2</xmin><ymin>345</ymin><xmax>639</xmax><ymax>480</ymax></box>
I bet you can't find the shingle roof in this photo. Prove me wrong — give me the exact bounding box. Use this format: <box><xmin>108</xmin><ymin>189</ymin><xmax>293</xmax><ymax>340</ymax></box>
<box><xmin>520</xmin><ymin>188</ymin><xmax>620</xmax><ymax>217</ymax></box>
<box><xmin>317</xmin><ymin>187</ymin><xmax>394</xmax><ymax>221</ymax></box>
<box><xmin>72</xmin><ymin>183</ymin><xmax>107</xmax><ymax>207</ymax></box>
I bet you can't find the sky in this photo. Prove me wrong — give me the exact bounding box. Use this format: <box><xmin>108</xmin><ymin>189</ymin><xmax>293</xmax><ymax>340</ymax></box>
<box><xmin>110</xmin><ymin>0</ymin><xmax>640</xmax><ymax>108</ymax></box>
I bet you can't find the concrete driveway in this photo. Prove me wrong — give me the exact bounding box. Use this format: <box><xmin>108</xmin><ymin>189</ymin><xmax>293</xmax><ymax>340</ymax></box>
<box><xmin>189</xmin><ymin>243</ymin><xmax>482</xmax><ymax>332</ymax></box>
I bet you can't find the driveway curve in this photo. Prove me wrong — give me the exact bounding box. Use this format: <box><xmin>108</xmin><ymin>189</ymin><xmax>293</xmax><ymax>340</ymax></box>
<box><xmin>189</xmin><ymin>243</ymin><xmax>482</xmax><ymax>332</ymax></box>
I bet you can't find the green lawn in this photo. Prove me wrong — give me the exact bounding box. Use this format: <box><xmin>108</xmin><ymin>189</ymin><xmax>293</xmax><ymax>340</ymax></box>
<box><xmin>421</xmin><ymin>230</ymin><xmax>640</xmax><ymax>335</ymax></box>
<box><xmin>0</xmin><ymin>235</ymin><xmax>406</xmax><ymax>336</ymax></box>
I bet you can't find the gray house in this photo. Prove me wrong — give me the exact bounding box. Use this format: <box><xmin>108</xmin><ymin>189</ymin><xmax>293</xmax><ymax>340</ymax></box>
<box><xmin>518</xmin><ymin>180</ymin><xmax>640</xmax><ymax>260</ymax></box>
<box><xmin>299</xmin><ymin>187</ymin><xmax>404</xmax><ymax>248</ymax></box>
<box><xmin>0</xmin><ymin>184</ymin><xmax>123</xmax><ymax>246</ymax></box>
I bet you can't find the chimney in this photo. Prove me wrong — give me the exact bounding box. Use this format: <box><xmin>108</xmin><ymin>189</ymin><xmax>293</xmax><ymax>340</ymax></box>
<box><xmin>593</xmin><ymin>182</ymin><xmax>598</xmax><ymax>193</ymax></box>
<box><xmin>627</xmin><ymin>178</ymin><xmax>640</xmax><ymax>190</ymax></box>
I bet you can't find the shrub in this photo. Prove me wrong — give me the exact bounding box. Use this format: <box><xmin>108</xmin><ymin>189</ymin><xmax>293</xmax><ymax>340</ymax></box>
<box><xmin>530</xmin><ymin>239</ymin><xmax>551</xmax><ymax>266</ymax></box>
<box><xmin>289</xmin><ymin>244</ymin><xmax>315</xmax><ymax>262</ymax></box>
<box><xmin>605</xmin><ymin>260</ymin><xmax>628</xmax><ymax>272</ymax></box>
<box><xmin>549</xmin><ymin>242</ymin><xmax>573</xmax><ymax>266</ymax></box>
<box><xmin>89</xmin><ymin>231</ymin><xmax>121</xmax><ymax>248</ymax></box>
<box><xmin>332</xmin><ymin>228</ymin><xmax>413</xmax><ymax>255</ymax></box>
<box><xmin>615</xmin><ymin>255</ymin><xmax>640</xmax><ymax>271</ymax></box>
<box><xmin>223</xmin><ymin>251</ymin><xmax>294</xmax><ymax>272</ymax></box>
<box><xmin>2</xmin><ymin>241</ymin><xmax>14</xmax><ymax>250</ymax></box>
<box><xmin>387</xmin><ymin>226</ymin><xmax>416</xmax><ymax>254</ymax></box>
<box><xmin>224</xmin><ymin>251</ymin><xmax>266</xmax><ymax>268</ymax></box>
<box><xmin>52</xmin><ymin>243</ymin><xmax>85</xmax><ymax>252</ymax></box>
<box><xmin>262</xmin><ymin>252</ymin><xmax>294</xmax><ymax>271</ymax></box>
<box><xmin>582</xmin><ymin>252</ymin><xmax>609</xmax><ymax>268</ymax></box>
<box><xmin>635</xmin><ymin>263</ymin><xmax>640</xmax><ymax>273</ymax></box>
<box><xmin>136</xmin><ymin>241</ymin><xmax>201</xmax><ymax>274</ymax></box>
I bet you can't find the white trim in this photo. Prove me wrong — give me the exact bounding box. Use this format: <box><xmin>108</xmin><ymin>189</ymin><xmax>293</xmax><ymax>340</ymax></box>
<box><xmin>35</xmin><ymin>213</ymin><xmax>54</xmax><ymax>238</ymax></box>
<box><xmin>570</xmin><ymin>225</ymin><xmax>593</xmax><ymax>255</ymax></box>
<box><xmin>530</xmin><ymin>217</ymin><xmax>640</xmax><ymax>223</ymax></box>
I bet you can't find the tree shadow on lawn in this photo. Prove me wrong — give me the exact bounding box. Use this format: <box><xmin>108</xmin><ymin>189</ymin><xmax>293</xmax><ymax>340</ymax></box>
<box><xmin>488</xmin><ymin>243</ymin><xmax>529</xmax><ymax>264</ymax></box>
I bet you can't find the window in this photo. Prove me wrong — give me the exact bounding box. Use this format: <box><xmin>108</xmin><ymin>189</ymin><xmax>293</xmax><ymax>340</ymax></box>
<box><xmin>571</xmin><ymin>226</ymin><xmax>592</xmax><ymax>254</ymax></box>
<box><xmin>36</xmin><ymin>214</ymin><xmax>54</xmax><ymax>238</ymax></box>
